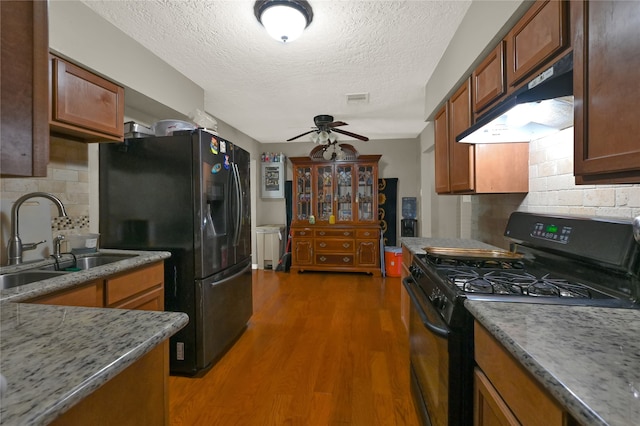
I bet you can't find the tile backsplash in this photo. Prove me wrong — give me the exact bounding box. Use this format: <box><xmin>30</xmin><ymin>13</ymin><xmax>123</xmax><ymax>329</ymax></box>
<box><xmin>471</xmin><ymin>128</ymin><xmax>640</xmax><ymax>248</ymax></box>
<box><xmin>1</xmin><ymin>136</ymin><xmax>91</xmax><ymax>236</ymax></box>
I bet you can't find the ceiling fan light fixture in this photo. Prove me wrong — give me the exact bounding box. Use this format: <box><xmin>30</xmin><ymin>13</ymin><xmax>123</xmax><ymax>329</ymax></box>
<box><xmin>318</xmin><ymin>130</ymin><xmax>329</xmax><ymax>143</ymax></box>
<box><xmin>254</xmin><ymin>0</ymin><xmax>313</xmax><ymax>43</ymax></box>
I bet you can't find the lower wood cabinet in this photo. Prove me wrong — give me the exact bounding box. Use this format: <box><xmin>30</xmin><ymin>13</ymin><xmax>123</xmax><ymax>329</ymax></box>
<box><xmin>29</xmin><ymin>261</ymin><xmax>164</xmax><ymax>310</ymax></box>
<box><xmin>291</xmin><ymin>226</ymin><xmax>381</xmax><ymax>275</ymax></box>
<box><xmin>49</xmin><ymin>341</ymin><xmax>169</xmax><ymax>426</ymax></box>
<box><xmin>474</xmin><ymin>322</ymin><xmax>578</xmax><ymax>426</ymax></box>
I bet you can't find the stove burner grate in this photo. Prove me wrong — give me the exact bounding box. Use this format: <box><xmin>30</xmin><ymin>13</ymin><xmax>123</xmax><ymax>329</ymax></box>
<box><xmin>443</xmin><ymin>269</ymin><xmax>593</xmax><ymax>299</ymax></box>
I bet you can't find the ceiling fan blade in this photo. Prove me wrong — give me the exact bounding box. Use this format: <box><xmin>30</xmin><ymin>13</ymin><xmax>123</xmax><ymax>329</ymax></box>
<box><xmin>332</xmin><ymin>128</ymin><xmax>369</xmax><ymax>141</ymax></box>
<box><xmin>286</xmin><ymin>129</ymin><xmax>316</xmax><ymax>141</ymax></box>
<box><xmin>328</xmin><ymin>121</ymin><xmax>348</xmax><ymax>128</ymax></box>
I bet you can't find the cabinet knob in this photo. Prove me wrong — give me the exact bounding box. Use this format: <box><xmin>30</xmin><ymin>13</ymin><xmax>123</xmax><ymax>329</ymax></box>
<box><xmin>300</xmin><ymin>231</ymin><xmax>306</xmax><ymax>236</ymax></box>
<box><xmin>343</xmin><ymin>257</ymin><xmax>350</xmax><ymax>263</ymax></box>
<box><xmin>319</xmin><ymin>242</ymin><xmax>326</xmax><ymax>248</ymax></box>
<box><xmin>343</xmin><ymin>232</ymin><xmax>350</xmax><ymax>236</ymax></box>
<box><xmin>343</xmin><ymin>243</ymin><xmax>350</xmax><ymax>248</ymax></box>
<box><xmin>319</xmin><ymin>256</ymin><xmax>327</xmax><ymax>262</ymax></box>
<box><xmin>319</xmin><ymin>231</ymin><xmax>325</xmax><ymax>236</ymax></box>
<box><xmin>364</xmin><ymin>231</ymin><xmax>370</xmax><ymax>236</ymax></box>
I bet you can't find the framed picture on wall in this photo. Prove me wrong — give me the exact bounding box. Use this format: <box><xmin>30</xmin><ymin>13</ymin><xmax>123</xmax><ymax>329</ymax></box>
<box><xmin>261</xmin><ymin>162</ymin><xmax>285</xmax><ymax>198</ymax></box>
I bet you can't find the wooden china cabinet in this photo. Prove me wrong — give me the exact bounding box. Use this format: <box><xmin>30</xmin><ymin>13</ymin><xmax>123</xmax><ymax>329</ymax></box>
<box><xmin>289</xmin><ymin>144</ymin><xmax>382</xmax><ymax>276</ymax></box>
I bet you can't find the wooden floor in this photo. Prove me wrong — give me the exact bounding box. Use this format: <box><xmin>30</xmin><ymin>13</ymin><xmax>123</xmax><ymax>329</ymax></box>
<box><xmin>169</xmin><ymin>269</ymin><xmax>419</xmax><ymax>425</ymax></box>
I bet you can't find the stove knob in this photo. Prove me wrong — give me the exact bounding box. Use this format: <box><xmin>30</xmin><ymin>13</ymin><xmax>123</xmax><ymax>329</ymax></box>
<box><xmin>435</xmin><ymin>296</ymin><xmax>447</xmax><ymax>311</ymax></box>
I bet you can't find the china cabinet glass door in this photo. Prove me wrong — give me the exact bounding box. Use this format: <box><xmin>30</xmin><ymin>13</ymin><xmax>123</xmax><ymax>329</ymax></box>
<box><xmin>336</xmin><ymin>164</ymin><xmax>353</xmax><ymax>222</ymax></box>
<box><xmin>357</xmin><ymin>164</ymin><xmax>375</xmax><ymax>221</ymax></box>
<box><xmin>315</xmin><ymin>165</ymin><xmax>333</xmax><ymax>221</ymax></box>
<box><xmin>295</xmin><ymin>165</ymin><xmax>312</xmax><ymax>221</ymax></box>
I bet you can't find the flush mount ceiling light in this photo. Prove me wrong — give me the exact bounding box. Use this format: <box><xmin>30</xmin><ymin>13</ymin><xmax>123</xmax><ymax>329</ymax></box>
<box><xmin>254</xmin><ymin>0</ymin><xmax>313</xmax><ymax>43</ymax></box>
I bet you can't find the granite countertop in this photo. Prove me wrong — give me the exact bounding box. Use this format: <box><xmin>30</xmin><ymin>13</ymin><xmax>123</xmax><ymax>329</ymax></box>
<box><xmin>466</xmin><ymin>301</ymin><xmax>640</xmax><ymax>426</ymax></box>
<box><xmin>0</xmin><ymin>249</ymin><xmax>171</xmax><ymax>303</ymax></box>
<box><xmin>0</xmin><ymin>302</ymin><xmax>188</xmax><ymax>425</ymax></box>
<box><xmin>400</xmin><ymin>236</ymin><xmax>501</xmax><ymax>255</ymax></box>
<box><xmin>0</xmin><ymin>249</ymin><xmax>187</xmax><ymax>425</ymax></box>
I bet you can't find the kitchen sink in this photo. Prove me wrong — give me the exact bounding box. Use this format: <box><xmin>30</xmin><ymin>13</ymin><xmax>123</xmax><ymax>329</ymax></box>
<box><xmin>0</xmin><ymin>270</ymin><xmax>70</xmax><ymax>290</ymax></box>
<box><xmin>71</xmin><ymin>254</ymin><xmax>138</xmax><ymax>270</ymax></box>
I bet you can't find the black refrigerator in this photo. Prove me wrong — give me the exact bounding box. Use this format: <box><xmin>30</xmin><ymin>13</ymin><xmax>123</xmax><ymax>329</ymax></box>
<box><xmin>99</xmin><ymin>129</ymin><xmax>252</xmax><ymax>375</ymax></box>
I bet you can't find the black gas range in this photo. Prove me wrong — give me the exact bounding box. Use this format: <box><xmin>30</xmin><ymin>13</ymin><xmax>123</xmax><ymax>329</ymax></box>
<box><xmin>404</xmin><ymin>212</ymin><xmax>640</xmax><ymax>426</ymax></box>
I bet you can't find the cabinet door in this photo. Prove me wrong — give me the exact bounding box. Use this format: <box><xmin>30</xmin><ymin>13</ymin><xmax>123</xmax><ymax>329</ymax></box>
<box><xmin>294</xmin><ymin>165</ymin><xmax>313</xmax><ymax>222</ymax></box>
<box><xmin>315</xmin><ymin>164</ymin><xmax>334</xmax><ymax>221</ymax></box>
<box><xmin>506</xmin><ymin>0</ymin><xmax>568</xmax><ymax>86</ymax></box>
<box><xmin>356</xmin><ymin>163</ymin><xmax>377</xmax><ymax>222</ymax></box>
<box><xmin>434</xmin><ymin>104</ymin><xmax>450</xmax><ymax>194</ymax></box>
<box><xmin>473</xmin><ymin>41</ymin><xmax>506</xmax><ymax>114</ymax></box>
<box><xmin>293</xmin><ymin>239</ymin><xmax>313</xmax><ymax>265</ymax></box>
<box><xmin>474</xmin><ymin>369</ymin><xmax>520</xmax><ymax>426</ymax></box>
<box><xmin>573</xmin><ymin>0</ymin><xmax>640</xmax><ymax>183</ymax></box>
<box><xmin>449</xmin><ymin>78</ymin><xmax>475</xmax><ymax>193</ymax></box>
<box><xmin>336</xmin><ymin>163</ymin><xmax>354</xmax><ymax>222</ymax></box>
<box><xmin>0</xmin><ymin>0</ymin><xmax>49</xmax><ymax>177</ymax></box>
<box><xmin>105</xmin><ymin>262</ymin><xmax>164</xmax><ymax>308</ymax></box>
<box><xmin>50</xmin><ymin>55</ymin><xmax>124</xmax><ymax>141</ymax></box>
<box><xmin>356</xmin><ymin>240</ymin><xmax>378</xmax><ymax>266</ymax></box>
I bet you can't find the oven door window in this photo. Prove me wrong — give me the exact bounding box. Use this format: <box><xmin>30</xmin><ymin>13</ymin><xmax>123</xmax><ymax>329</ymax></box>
<box><xmin>408</xmin><ymin>282</ymin><xmax>450</xmax><ymax>426</ymax></box>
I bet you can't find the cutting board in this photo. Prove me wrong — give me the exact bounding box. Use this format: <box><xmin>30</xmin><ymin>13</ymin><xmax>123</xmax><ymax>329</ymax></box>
<box><xmin>0</xmin><ymin>199</ymin><xmax>54</xmax><ymax>264</ymax></box>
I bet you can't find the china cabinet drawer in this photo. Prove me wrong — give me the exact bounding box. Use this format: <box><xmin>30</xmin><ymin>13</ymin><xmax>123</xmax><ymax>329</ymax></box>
<box><xmin>293</xmin><ymin>229</ymin><xmax>313</xmax><ymax>238</ymax></box>
<box><xmin>315</xmin><ymin>229</ymin><xmax>353</xmax><ymax>238</ymax></box>
<box><xmin>356</xmin><ymin>229</ymin><xmax>378</xmax><ymax>239</ymax></box>
<box><xmin>315</xmin><ymin>239</ymin><xmax>354</xmax><ymax>253</ymax></box>
<box><xmin>315</xmin><ymin>254</ymin><xmax>354</xmax><ymax>266</ymax></box>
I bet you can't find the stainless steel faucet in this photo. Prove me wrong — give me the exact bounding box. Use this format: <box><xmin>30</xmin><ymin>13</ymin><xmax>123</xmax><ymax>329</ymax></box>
<box><xmin>6</xmin><ymin>192</ymin><xmax>68</xmax><ymax>265</ymax></box>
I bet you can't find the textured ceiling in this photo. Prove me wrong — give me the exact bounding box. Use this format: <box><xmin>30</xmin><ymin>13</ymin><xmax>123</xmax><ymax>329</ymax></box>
<box><xmin>82</xmin><ymin>0</ymin><xmax>471</xmax><ymax>144</ymax></box>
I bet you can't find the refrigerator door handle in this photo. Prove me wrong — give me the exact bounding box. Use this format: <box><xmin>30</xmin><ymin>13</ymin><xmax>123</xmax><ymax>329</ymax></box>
<box><xmin>232</xmin><ymin>163</ymin><xmax>242</xmax><ymax>246</ymax></box>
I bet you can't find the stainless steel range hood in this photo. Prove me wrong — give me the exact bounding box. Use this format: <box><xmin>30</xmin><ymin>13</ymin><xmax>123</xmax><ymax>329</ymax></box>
<box><xmin>457</xmin><ymin>53</ymin><xmax>573</xmax><ymax>144</ymax></box>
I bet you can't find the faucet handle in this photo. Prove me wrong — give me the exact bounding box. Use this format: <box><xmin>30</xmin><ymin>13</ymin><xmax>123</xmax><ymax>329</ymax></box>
<box><xmin>53</xmin><ymin>235</ymin><xmax>65</xmax><ymax>258</ymax></box>
<box><xmin>22</xmin><ymin>240</ymin><xmax>46</xmax><ymax>252</ymax></box>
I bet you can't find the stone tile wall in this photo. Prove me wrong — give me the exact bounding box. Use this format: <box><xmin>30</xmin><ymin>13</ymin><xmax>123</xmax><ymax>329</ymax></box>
<box><xmin>472</xmin><ymin>128</ymin><xmax>640</xmax><ymax>248</ymax></box>
<box><xmin>1</xmin><ymin>136</ymin><xmax>91</xmax><ymax>234</ymax></box>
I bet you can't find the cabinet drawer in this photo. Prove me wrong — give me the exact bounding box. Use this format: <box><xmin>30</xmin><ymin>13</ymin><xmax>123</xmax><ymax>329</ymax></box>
<box><xmin>315</xmin><ymin>239</ymin><xmax>354</xmax><ymax>252</ymax></box>
<box><xmin>474</xmin><ymin>322</ymin><xmax>565</xmax><ymax>425</ymax></box>
<box><xmin>315</xmin><ymin>254</ymin><xmax>354</xmax><ymax>266</ymax></box>
<box><xmin>29</xmin><ymin>280</ymin><xmax>104</xmax><ymax>307</ymax></box>
<box><xmin>315</xmin><ymin>229</ymin><xmax>353</xmax><ymax>238</ymax></box>
<box><xmin>355</xmin><ymin>229</ymin><xmax>378</xmax><ymax>239</ymax></box>
<box><xmin>105</xmin><ymin>262</ymin><xmax>164</xmax><ymax>306</ymax></box>
<box><xmin>292</xmin><ymin>228</ymin><xmax>312</xmax><ymax>237</ymax></box>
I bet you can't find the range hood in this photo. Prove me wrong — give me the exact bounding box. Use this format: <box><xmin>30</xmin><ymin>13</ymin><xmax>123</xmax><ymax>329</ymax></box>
<box><xmin>457</xmin><ymin>53</ymin><xmax>573</xmax><ymax>144</ymax></box>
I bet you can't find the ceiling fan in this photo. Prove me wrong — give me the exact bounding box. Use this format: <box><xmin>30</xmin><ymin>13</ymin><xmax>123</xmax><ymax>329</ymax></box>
<box><xmin>286</xmin><ymin>115</ymin><xmax>370</xmax><ymax>143</ymax></box>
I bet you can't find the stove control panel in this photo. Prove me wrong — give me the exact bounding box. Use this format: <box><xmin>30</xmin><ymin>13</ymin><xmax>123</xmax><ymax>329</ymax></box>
<box><xmin>531</xmin><ymin>221</ymin><xmax>572</xmax><ymax>244</ymax></box>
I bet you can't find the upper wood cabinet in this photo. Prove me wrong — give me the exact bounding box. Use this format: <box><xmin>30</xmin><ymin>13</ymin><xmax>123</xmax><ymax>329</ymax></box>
<box><xmin>0</xmin><ymin>0</ymin><xmax>49</xmax><ymax>177</ymax></box>
<box><xmin>506</xmin><ymin>0</ymin><xmax>569</xmax><ymax>87</ymax></box>
<box><xmin>449</xmin><ymin>79</ymin><xmax>475</xmax><ymax>193</ymax></box>
<box><xmin>49</xmin><ymin>54</ymin><xmax>125</xmax><ymax>142</ymax></box>
<box><xmin>572</xmin><ymin>0</ymin><xmax>640</xmax><ymax>184</ymax></box>
<box><xmin>435</xmin><ymin>78</ymin><xmax>529</xmax><ymax>195</ymax></box>
<box><xmin>434</xmin><ymin>104</ymin><xmax>451</xmax><ymax>193</ymax></box>
<box><xmin>472</xmin><ymin>41</ymin><xmax>506</xmax><ymax>114</ymax></box>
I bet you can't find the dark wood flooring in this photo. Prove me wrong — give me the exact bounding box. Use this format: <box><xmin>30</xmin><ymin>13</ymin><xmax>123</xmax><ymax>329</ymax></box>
<box><xmin>169</xmin><ymin>269</ymin><xmax>418</xmax><ymax>425</ymax></box>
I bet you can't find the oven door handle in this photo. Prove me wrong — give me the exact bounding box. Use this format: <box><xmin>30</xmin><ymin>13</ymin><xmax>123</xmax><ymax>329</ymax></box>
<box><xmin>402</xmin><ymin>276</ymin><xmax>450</xmax><ymax>338</ymax></box>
